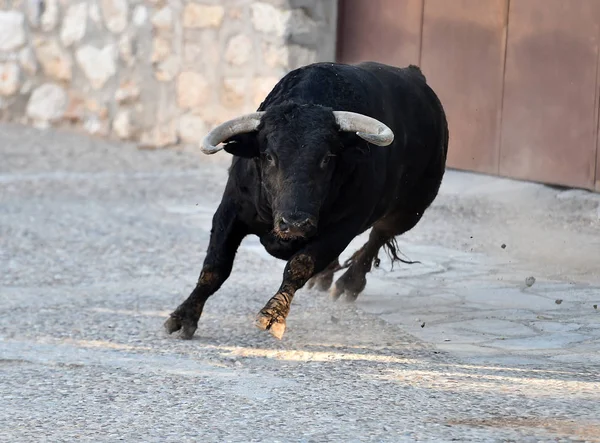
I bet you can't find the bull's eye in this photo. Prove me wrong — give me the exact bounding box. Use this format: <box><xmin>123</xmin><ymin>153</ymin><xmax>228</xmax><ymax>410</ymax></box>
<box><xmin>264</xmin><ymin>152</ymin><xmax>275</xmax><ymax>164</ymax></box>
<box><xmin>321</xmin><ymin>154</ymin><xmax>335</xmax><ymax>168</ymax></box>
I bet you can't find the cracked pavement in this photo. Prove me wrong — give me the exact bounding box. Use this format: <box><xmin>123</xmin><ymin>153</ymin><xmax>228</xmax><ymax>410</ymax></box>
<box><xmin>1</xmin><ymin>123</ymin><xmax>599</xmax><ymax>442</ymax></box>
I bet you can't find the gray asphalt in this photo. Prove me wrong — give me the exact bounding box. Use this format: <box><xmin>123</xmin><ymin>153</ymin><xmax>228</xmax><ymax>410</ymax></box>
<box><xmin>1</xmin><ymin>123</ymin><xmax>599</xmax><ymax>442</ymax></box>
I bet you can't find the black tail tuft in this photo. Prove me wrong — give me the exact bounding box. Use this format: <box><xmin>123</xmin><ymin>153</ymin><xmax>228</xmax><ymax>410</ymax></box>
<box><xmin>383</xmin><ymin>238</ymin><xmax>421</xmax><ymax>269</ymax></box>
<box><xmin>340</xmin><ymin>238</ymin><xmax>420</xmax><ymax>271</ymax></box>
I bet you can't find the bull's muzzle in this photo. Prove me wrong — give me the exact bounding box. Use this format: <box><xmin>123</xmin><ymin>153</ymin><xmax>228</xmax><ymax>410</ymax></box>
<box><xmin>275</xmin><ymin>212</ymin><xmax>318</xmax><ymax>239</ymax></box>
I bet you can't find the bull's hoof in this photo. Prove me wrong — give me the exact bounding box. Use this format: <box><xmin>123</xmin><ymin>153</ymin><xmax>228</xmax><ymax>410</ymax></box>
<box><xmin>306</xmin><ymin>272</ymin><xmax>334</xmax><ymax>292</ymax></box>
<box><xmin>164</xmin><ymin>313</ymin><xmax>198</xmax><ymax>340</ymax></box>
<box><xmin>329</xmin><ymin>283</ymin><xmax>360</xmax><ymax>302</ymax></box>
<box><xmin>330</xmin><ymin>269</ymin><xmax>367</xmax><ymax>302</ymax></box>
<box><xmin>307</xmin><ymin>260</ymin><xmax>340</xmax><ymax>292</ymax></box>
<box><xmin>255</xmin><ymin>310</ymin><xmax>287</xmax><ymax>340</ymax></box>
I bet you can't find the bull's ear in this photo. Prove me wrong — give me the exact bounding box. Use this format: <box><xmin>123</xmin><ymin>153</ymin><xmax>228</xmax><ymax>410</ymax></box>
<box><xmin>223</xmin><ymin>133</ymin><xmax>260</xmax><ymax>158</ymax></box>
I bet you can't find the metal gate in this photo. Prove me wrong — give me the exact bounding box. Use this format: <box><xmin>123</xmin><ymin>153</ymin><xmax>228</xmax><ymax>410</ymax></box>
<box><xmin>337</xmin><ymin>0</ymin><xmax>600</xmax><ymax>191</ymax></box>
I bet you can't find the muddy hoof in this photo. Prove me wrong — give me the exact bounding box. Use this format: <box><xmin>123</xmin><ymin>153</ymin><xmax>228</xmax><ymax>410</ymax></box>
<box><xmin>164</xmin><ymin>313</ymin><xmax>197</xmax><ymax>340</ymax></box>
<box><xmin>330</xmin><ymin>269</ymin><xmax>366</xmax><ymax>302</ymax></box>
<box><xmin>307</xmin><ymin>273</ymin><xmax>334</xmax><ymax>292</ymax></box>
<box><xmin>255</xmin><ymin>310</ymin><xmax>287</xmax><ymax>340</ymax></box>
<box><xmin>329</xmin><ymin>283</ymin><xmax>360</xmax><ymax>302</ymax></box>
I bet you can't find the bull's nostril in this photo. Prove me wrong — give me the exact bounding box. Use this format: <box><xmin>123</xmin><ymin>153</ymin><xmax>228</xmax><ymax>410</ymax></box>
<box><xmin>278</xmin><ymin>218</ymin><xmax>290</xmax><ymax>232</ymax></box>
<box><xmin>299</xmin><ymin>218</ymin><xmax>312</xmax><ymax>228</ymax></box>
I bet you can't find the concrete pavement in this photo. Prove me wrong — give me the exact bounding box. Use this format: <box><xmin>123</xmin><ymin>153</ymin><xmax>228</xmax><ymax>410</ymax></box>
<box><xmin>1</xmin><ymin>123</ymin><xmax>599</xmax><ymax>442</ymax></box>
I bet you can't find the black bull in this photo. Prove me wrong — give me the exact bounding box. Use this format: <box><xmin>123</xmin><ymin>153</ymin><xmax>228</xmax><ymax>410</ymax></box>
<box><xmin>164</xmin><ymin>61</ymin><xmax>449</xmax><ymax>339</ymax></box>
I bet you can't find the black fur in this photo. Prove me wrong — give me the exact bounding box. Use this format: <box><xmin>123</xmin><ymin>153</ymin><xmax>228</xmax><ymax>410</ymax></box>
<box><xmin>164</xmin><ymin>61</ymin><xmax>449</xmax><ymax>339</ymax></box>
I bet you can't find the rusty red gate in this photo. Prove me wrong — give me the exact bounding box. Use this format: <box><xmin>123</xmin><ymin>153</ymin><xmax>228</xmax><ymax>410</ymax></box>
<box><xmin>337</xmin><ymin>0</ymin><xmax>600</xmax><ymax>191</ymax></box>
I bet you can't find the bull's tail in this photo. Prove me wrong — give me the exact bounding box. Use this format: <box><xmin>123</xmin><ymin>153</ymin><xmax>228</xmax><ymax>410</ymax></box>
<box><xmin>382</xmin><ymin>237</ymin><xmax>421</xmax><ymax>268</ymax></box>
<box><xmin>340</xmin><ymin>237</ymin><xmax>420</xmax><ymax>271</ymax></box>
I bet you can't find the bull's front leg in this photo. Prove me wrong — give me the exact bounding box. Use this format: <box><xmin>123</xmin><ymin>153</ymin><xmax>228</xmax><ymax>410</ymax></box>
<box><xmin>255</xmin><ymin>221</ymin><xmax>362</xmax><ymax>339</ymax></box>
<box><xmin>164</xmin><ymin>200</ymin><xmax>247</xmax><ymax>339</ymax></box>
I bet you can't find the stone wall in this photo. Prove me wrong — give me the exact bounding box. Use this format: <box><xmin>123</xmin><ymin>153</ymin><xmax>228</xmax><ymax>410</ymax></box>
<box><xmin>0</xmin><ymin>0</ymin><xmax>337</xmax><ymax>147</ymax></box>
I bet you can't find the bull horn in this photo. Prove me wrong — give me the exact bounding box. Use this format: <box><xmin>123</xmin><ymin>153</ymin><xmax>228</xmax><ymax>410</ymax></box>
<box><xmin>201</xmin><ymin>112</ymin><xmax>265</xmax><ymax>154</ymax></box>
<box><xmin>333</xmin><ymin>111</ymin><xmax>394</xmax><ymax>146</ymax></box>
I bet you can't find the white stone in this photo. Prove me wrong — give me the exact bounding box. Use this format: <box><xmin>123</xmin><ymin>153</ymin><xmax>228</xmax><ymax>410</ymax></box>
<box><xmin>151</xmin><ymin>6</ymin><xmax>172</xmax><ymax>30</ymax></box>
<box><xmin>262</xmin><ymin>42</ymin><xmax>287</xmax><ymax>68</ymax></box>
<box><xmin>250</xmin><ymin>3</ymin><xmax>290</xmax><ymax>36</ymax></box>
<box><xmin>288</xmin><ymin>8</ymin><xmax>318</xmax><ymax>37</ymax></box>
<box><xmin>76</xmin><ymin>45</ymin><xmax>116</xmax><ymax>90</ymax></box>
<box><xmin>177</xmin><ymin>71</ymin><xmax>210</xmax><ymax>109</ymax></box>
<box><xmin>221</xmin><ymin>77</ymin><xmax>246</xmax><ymax>108</ymax></box>
<box><xmin>89</xmin><ymin>2</ymin><xmax>101</xmax><ymax>23</ymax></box>
<box><xmin>33</xmin><ymin>39</ymin><xmax>72</xmax><ymax>81</ymax></box>
<box><xmin>0</xmin><ymin>63</ymin><xmax>20</xmax><ymax>96</ymax></box>
<box><xmin>40</xmin><ymin>0</ymin><xmax>58</xmax><ymax>32</ymax></box>
<box><xmin>100</xmin><ymin>0</ymin><xmax>128</xmax><ymax>34</ymax></box>
<box><xmin>154</xmin><ymin>55</ymin><xmax>180</xmax><ymax>82</ymax></box>
<box><xmin>0</xmin><ymin>11</ymin><xmax>26</xmax><ymax>51</ymax></box>
<box><xmin>113</xmin><ymin>109</ymin><xmax>134</xmax><ymax>139</ymax></box>
<box><xmin>115</xmin><ymin>81</ymin><xmax>140</xmax><ymax>103</ymax></box>
<box><xmin>84</xmin><ymin>115</ymin><xmax>104</xmax><ymax>135</ymax></box>
<box><xmin>183</xmin><ymin>4</ymin><xmax>224</xmax><ymax>28</ymax></box>
<box><xmin>225</xmin><ymin>34</ymin><xmax>252</xmax><ymax>66</ymax></box>
<box><xmin>26</xmin><ymin>83</ymin><xmax>67</xmax><ymax>122</ymax></box>
<box><xmin>61</xmin><ymin>3</ymin><xmax>88</xmax><ymax>47</ymax></box>
<box><xmin>132</xmin><ymin>5</ymin><xmax>148</xmax><ymax>27</ymax></box>
<box><xmin>18</xmin><ymin>47</ymin><xmax>37</xmax><ymax>75</ymax></box>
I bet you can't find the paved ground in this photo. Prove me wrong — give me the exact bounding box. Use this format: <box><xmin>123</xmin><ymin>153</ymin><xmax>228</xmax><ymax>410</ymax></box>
<box><xmin>1</xmin><ymin>123</ymin><xmax>599</xmax><ymax>442</ymax></box>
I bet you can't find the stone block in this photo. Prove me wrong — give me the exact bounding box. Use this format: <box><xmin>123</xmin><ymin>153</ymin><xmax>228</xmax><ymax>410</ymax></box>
<box><xmin>221</xmin><ymin>77</ymin><xmax>246</xmax><ymax>108</ymax></box>
<box><xmin>0</xmin><ymin>11</ymin><xmax>26</xmax><ymax>51</ymax></box>
<box><xmin>177</xmin><ymin>71</ymin><xmax>210</xmax><ymax>109</ymax></box>
<box><xmin>0</xmin><ymin>62</ymin><xmax>20</xmax><ymax>96</ymax></box>
<box><xmin>26</xmin><ymin>83</ymin><xmax>67</xmax><ymax>122</ymax></box>
<box><xmin>101</xmin><ymin>0</ymin><xmax>128</xmax><ymax>34</ymax></box>
<box><xmin>183</xmin><ymin>4</ymin><xmax>224</xmax><ymax>28</ymax></box>
<box><xmin>61</xmin><ymin>3</ymin><xmax>88</xmax><ymax>47</ymax></box>
<box><xmin>151</xmin><ymin>6</ymin><xmax>172</xmax><ymax>30</ymax></box>
<box><xmin>225</xmin><ymin>34</ymin><xmax>253</xmax><ymax>66</ymax></box>
<box><xmin>76</xmin><ymin>45</ymin><xmax>117</xmax><ymax>90</ymax></box>
<box><xmin>33</xmin><ymin>39</ymin><xmax>72</xmax><ymax>82</ymax></box>
<box><xmin>115</xmin><ymin>81</ymin><xmax>140</xmax><ymax>104</ymax></box>
<box><xmin>250</xmin><ymin>2</ymin><xmax>289</xmax><ymax>36</ymax></box>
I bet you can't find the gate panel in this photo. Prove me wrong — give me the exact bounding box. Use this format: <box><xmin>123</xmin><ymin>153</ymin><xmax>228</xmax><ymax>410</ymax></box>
<box><xmin>336</xmin><ymin>0</ymin><xmax>423</xmax><ymax>66</ymax></box>
<box><xmin>420</xmin><ymin>0</ymin><xmax>509</xmax><ymax>175</ymax></box>
<box><xmin>500</xmin><ymin>0</ymin><xmax>600</xmax><ymax>189</ymax></box>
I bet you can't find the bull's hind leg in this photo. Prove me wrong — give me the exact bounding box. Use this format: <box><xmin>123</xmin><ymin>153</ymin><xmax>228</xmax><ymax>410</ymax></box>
<box><xmin>330</xmin><ymin>229</ymin><xmax>388</xmax><ymax>302</ymax></box>
<box><xmin>331</xmin><ymin>212</ymin><xmax>423</xmax><ymax>302</ymax></box>
<box><xmin>306</xmin><ymin>258</ymin><xmax>341</xmax><ymax>291</ymax></box>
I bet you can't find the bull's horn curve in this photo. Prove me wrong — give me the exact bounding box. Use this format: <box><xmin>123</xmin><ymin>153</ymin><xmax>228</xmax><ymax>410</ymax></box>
<box><xmin>333</xmin><ymin>111</ymin><xmax>394</xmax><ymax>146</ymax></box>
<box><xmin>201</xmin><ymin>112</ymin><xmax>265</xmax><ymax>154</ymax></box>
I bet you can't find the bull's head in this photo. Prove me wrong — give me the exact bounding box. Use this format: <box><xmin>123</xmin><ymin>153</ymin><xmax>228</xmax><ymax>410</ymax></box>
<box><xmin>200</xmin><ymin>104</ymin><xmax>394</xmax><ymax>239</ymax></box>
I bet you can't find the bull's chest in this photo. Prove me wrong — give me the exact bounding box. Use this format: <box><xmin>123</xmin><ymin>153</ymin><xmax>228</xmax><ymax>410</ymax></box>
<box><xmin>259</xmin><ymin>232</ymin><xmax>308</xmax><ymax>261</ymax></box>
